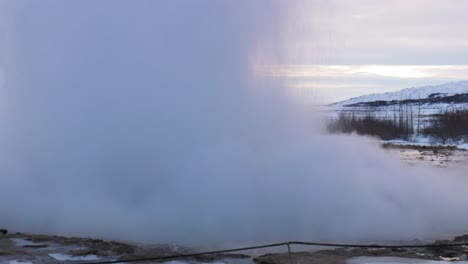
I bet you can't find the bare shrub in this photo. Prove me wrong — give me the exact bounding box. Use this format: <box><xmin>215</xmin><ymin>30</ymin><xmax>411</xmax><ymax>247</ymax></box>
<box><xmin>423</xmin><ymin>109</ymin><xmax>468</xmax><ymax>143</ymax></box>
<box><xmin>327</xmin><ymin>112</ymin><xmax>413</xmax><ymax>140</ymax></box>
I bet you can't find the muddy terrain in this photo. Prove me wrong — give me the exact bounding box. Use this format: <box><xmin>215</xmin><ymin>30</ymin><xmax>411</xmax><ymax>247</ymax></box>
<box><xmin>382</xmin><ymin>144</ymin><xmax>468</xmax><ymax>167</ymax></box>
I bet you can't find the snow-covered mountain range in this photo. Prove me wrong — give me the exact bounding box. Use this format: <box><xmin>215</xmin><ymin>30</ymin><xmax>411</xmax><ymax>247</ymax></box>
<box><xmin>334</xmin><ymin>81</ymin><xmax>468</xmax><ymax>106</ymax></box>
<box><xmin>330</xmin><ymin>81</ymin><xmax>468</xmax><ymax>117</ymax></box>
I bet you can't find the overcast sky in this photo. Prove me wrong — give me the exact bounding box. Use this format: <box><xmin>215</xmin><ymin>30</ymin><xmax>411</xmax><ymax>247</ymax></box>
<box><xmin>265</xmin><ymin>0</ymin><xmax>468</xmax><ymax>103</ymax></box>
<box><xmin>1</xmin><ymin>1</ymin><xmax>468</xmax><ymax>103</ymax></box>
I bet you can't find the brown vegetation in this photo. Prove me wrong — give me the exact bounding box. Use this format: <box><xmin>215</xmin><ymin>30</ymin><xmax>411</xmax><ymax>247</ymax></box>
<box><xmin>327</xmin><ymin>113</ymin><xmax>413</xmax><ymax>140</ymax></box>
<box><xmin>327</xmin><ymin>109</ymin><xmax>468</xmax><ymax>144</ymax></box>
<box><xmin>423</xmin><ymin>109</ymin><xmax>468</xmax><ymax>143</ymax></box>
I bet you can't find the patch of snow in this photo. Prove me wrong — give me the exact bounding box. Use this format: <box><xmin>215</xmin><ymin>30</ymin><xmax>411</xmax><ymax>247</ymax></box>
<box><xmin>9</xmin><ymin>261</ymin><xmax>33</xmax><ymax>264</ymax></box>
<box><xmin>458</xmin><ymin>143</ymin><xmax>468</xmax><ymax>150</ymax></box>
<box><xmin>10</xmin><ymin>238</ymin><xmax>48</xmax><ymax>248</ymax></box>
<box><xmin>382</xmin><ymin>138</ymin><xmax>468</xmax><ymax>151</ymax></box>
<box><xmin>347</xmin><ymin>256</ymin><xmax>468</xmax><ymax>264</ymax></box>
<box><xmin>49</xmin><ymin>253</ymin><xmax>101</xmax><ymax>261</ymax></box>
<box><xmin>409</xmin><ymin>135</ymin><xmax>433</xmax><ymax>145</ymax></box>
<box><xmin>382</xmin><ymin>139</ymin><xmax>432</xmax><ymax>147</ymax></box>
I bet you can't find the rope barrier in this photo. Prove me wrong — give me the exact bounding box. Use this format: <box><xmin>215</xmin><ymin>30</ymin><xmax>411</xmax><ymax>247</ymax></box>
<box><xmin>76</xmin><ymin>240</ymin><xmax>468</xmax><ymax>264</ymax></box>
<box><xmin>290</xmin><ymin>241</ymin><xmax>468</xmax><ymax>248</ymax></box>
<box><xmin>76</xmin><ymin>242</ymin><xmax>287</xmax><ymax>264</ymax></box>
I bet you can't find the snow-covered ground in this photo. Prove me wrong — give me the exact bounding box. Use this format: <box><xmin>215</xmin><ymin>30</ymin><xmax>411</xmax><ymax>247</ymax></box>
<box><xmin>324</xmin><ymin>81</ymin><xmax>468</xmax><ymax>149</ymax></box>
<box><xmin>328</xmin><ymin>80</ymin><xmax>468</xmax><ymax>124</ymax></box>
<box><xmin>382</xmin><ymin>135</ymin><xmax>468</xmax><ymax>151</ymax></box>
<box><xmin>327</xmin><ymin>102</ymin><xmax>467</xmax><ymax>127</ymax></box>
<box><xmin>458</xmin><ymin>143</ymin><xmax>468</xmax><ymax>150</ymax></box>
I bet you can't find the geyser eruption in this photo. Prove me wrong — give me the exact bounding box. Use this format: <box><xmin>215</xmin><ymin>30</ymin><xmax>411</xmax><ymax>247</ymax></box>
<box><xmin>0</xmin><ymin>0</ymin><xmax>468</xmax><ymax>246</ymax></box>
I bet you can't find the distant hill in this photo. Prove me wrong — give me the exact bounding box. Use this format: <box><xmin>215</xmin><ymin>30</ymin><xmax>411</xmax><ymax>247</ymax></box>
<box><xmin>333</xmin><ymin>80</ymin><xmax>468</xmax><ymax>108</ymax></box>
<box><xmin>330</xmin><ymin>81</ymin><xmax>468</xmax><ymax>118</ymax></box>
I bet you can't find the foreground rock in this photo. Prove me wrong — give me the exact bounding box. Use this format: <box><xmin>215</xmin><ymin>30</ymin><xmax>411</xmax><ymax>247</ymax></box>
<box><xmin>2</xmin><ymin>232</ymin><xmax>468</xmax><ymax>264</ymax></box>
<box><xmin>254</xmin><ymin>237</ymin><xmax>468</xmax><ymax>264</ymax></box>
<box><xmin>0</xmin><ymin>232</ymin><xmax>248</xmax><ymax>263</ymax></box>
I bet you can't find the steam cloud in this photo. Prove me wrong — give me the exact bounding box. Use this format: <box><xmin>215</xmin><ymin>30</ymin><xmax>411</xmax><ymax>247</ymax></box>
<box><xmin>0</xmin><ymin>1</ymin><xmax>467</xmax><ymax>246</ymax></box>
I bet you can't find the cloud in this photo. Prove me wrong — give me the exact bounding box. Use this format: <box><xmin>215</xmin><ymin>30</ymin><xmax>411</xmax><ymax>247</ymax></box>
<box><xmin>278</xmin><ymin>0</ymin><xmax>468</xmax><ymax>65</ymax></box>
<box><xmin>258</xmin><ymin>64</ymin><xmax>468</xmax><ymax>102</ymax></box>
<box><xmin>254</xmin><ymin>1</ymin><xmax>468</xmax><ymax>102</ymax></box>
<box><xmin>259</xmin><ymin>65</ymin><xmax>468</xmax><ymax>79</ymax></box>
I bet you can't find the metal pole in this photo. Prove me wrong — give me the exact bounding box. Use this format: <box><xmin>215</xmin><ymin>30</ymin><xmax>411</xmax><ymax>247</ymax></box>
<box><xmin>287</xmin><ymin>242</ymin><xmax>293</xmax><ymax>264</ymax></box>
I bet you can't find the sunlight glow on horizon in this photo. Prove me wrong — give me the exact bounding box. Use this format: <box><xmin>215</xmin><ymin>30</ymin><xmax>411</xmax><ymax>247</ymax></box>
<box><xmin>257</xmin><ymin>64</ymin><xmax>468</xmax><ymax>104</ymax></box>
<box><xmin>258</xmin><ymin>64</ymin><xmax>468</xmax><ymax>79</ymax></box>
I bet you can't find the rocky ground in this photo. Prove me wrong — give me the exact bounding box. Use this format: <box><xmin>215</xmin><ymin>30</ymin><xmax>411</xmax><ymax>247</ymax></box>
<box><xmin>255</xmin><ymin>235</ymin><xmax>468</xmax><ymax>264</ymax></box>
<box><xmin>3</xmin><ymin>232</ymin><xmax>468</xmax><ymax>264</ymax></box>
<box><xmin>0</xmin><ymin>232</ymin><xmax>249</xmax><ymax>263</ymax></box>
